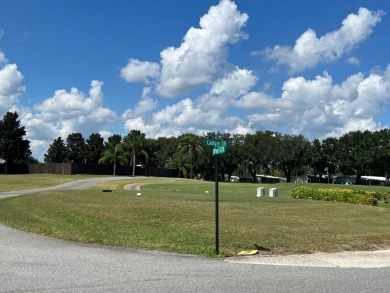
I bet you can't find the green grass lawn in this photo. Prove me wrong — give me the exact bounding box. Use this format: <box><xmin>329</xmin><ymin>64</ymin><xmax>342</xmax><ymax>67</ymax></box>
<box><xmin>0</xmin><ymin>174</ymin><xmax>100</xmax><ymax>191</ymax></box>
<box><xmin>0</xmin><ymin>176</ymin><xmax>389</xmax><ymax>257</ymax></box>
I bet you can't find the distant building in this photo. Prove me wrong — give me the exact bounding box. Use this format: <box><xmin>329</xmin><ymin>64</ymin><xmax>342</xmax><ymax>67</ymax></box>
<box><xmin>332</xmin><ymin>175</ymin><xmax>387</xmax><ymax>186</ymax></box>
<box><xmin>230</xmin><ymin>174</ymin><xmax>388</xmax><ymax>185</ymax></box>
<box><xmin>256</xmin><ymin>174</ymin><xmax>286</xmax><ymax>183</ymax></box>
<box><xmin>230</xmin><ymin>174</ymin><xmax>286</xmax><ymax>183</ymax></box>
<box><xmin>230</xmin><ymin>175</ymin><xmax>253</xmax><ymax>183</ymax></box>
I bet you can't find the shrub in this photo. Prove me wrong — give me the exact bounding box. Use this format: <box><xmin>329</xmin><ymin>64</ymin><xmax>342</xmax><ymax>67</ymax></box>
<box><xmin>382</xmin><ymin>193</ymin><xmax>390</xmax><ymax>204</ymax></box>
<box><xmin>291</xmin><ymin>187</ymin><xmax>379</xmax><ymax>206</ymax></box>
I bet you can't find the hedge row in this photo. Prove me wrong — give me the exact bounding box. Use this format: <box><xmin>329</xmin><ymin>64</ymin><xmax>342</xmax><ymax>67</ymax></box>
<box><xmin>290</xmin><ymin>187</ymin><xmax>388</xmax><ymax>206</ymax></box>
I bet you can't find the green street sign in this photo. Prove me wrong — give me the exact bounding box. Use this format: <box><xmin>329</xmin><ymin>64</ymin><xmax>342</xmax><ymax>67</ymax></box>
<box><xmin>212</xmin><ymin>146</ymin><xmax>226</xmax><ymax>155</ymax></box>
<box><xmin>203</xmin><ymin>138</ymin><xmax>229</xmax><ymax>254</ymax></box>
<box><xmin>204</xmin><ymin>138</ymin><xmax>229</xmax><ymax>148</ymax></box>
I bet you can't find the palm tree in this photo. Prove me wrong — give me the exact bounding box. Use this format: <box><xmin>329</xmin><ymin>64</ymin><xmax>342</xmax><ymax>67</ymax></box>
<box><xmin>167</xmin><ymin>152</ymin><xmax>191</xmax><ymax>178</ymax></box>
<box><xmin>177</xmin><ymin>133</ymin><xmax>204</xmax><ymax>179</ymax></box>
<box><xmin>98</xmin><ymin>142</ymin><xmax>128</xmax><ymax>175</ymax></box>
<box><xmin>123</xmin><ymin>130</ymin><xmax>149</xmax><ymax>176</ymax></box>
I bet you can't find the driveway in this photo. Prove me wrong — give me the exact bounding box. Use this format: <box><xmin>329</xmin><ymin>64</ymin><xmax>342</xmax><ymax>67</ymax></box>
<box><xmin>1</xmin><ymin>177</ymin><xmax>390</xmax><ymax>292</ymax></box>
<box><xmin>0</xmin><ymin>176</ymin><xmax>131</xmax><ymax>199</ymax></box>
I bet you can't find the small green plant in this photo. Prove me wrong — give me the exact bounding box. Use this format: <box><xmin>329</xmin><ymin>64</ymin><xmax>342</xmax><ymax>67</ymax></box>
<box><xmin>291</xmin><ymin>187</ymin><xmax>380</xmax><ymax>206</ymax></box>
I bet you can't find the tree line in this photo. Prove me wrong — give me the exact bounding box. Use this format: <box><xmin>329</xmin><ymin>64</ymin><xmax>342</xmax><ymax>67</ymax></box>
<box><xmin>1</xmin><ymin>111</ymin><xmax>390</xmax><ymax>184</ymax></box>
<box><xmin>45</xmin><ymin>127</ymin><xmax>390</xmax><ymax>184</ymax></box>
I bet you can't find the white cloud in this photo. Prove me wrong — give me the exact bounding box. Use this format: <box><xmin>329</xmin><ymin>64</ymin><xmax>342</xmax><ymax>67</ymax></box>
<box><xmin>265</xmin><ymin>7</ymin><xmax>384</xmax><ymax>73</ymax></box>
<box><xmin>0</xmin><ymin>34</ymin><xmax>25</xmax><ymax>115</ymax></box>
<box><xmin>152</xmin><ymin>98</ymin><xmax>218</xmax><ymax>127</ymax></box>
<box><xmin>0</xmin><ymin>28</ymin><xmax>8</xmax><ymax>64</ymax></box>
<box><xmin>122</xmin><ymin>87</ymin><xmax>157</xmax><ymax>121</ymax></box>
<box><xmin>225</xmin><ymin>121</ymin><xmax>254</xmax><ymax>135</ymax></box>
<box><xmin>119</xmin><ymin>1</ymin><xmax>255</xmax><ymax>138</ymax></box>
<box><xmin>150</xmin><ymin>67</ymin><xmax>255</xmax><ymax>130</ymax></box>
<box><xmin>347</xmin><ymin>56</ymin><xmax>360</xmax><ymax>66</ymax></box>
<box><xmin>120</xmin><ymin>0</ymin><xmax>249</xmax><ymax>98</ymax></box>
<box><xmin>242</xmin><ymin>66</ymin><xmax>390</xmax><ymax>139</ymax></box>
<box><xmin>326</xmin><ymin>118</ymin><xmax>382</xmax><ymax>138</ymax></box>
<box><xmin>35</xmin><ymin>80</ymin><xmax>104</xmax><ymax>116</ymax></box>
<box><xmin>23</xmin><ymin>80</ymin><xmax>117</xmax><ymax>160</ymax></box>
<box><xmin>156</xmin><ymin>0</ymin><xmax>248</xmax><ymax>97</ymax></box>
<box><xmin>123</xmin><ymin>116</ymin><xmax>161</xmax><ymax>137</ymax></box>
<box><xmin>118</xmin><ymin>4</ymin><xmax>387</xmax><ymax>144</ymax></box>
<box><xmin>0</xmin><ymin>51</ymin><xmax>7</xmax><ymax>64</ymax></box>
<box><xmin>198</xmin><ymin>67</ymin><xmax>257</xmax><ymax>111</ymax></box>
<box><xmin>121</xmin><ymin>64</ymin><xmax>256</xmax><ymax>139</ymax></box>
<box><xmin>231</xmin><ymin>91</ymin><xmax>274</xmax><ymax>109</ymax></box>
<box><xmin>0</xmin><ymin>64</ymin><xmax>25</xmax><ymax>115</ymax></box>
<box><xmin>353</xmin><ymin>69</ymin><xmax>390</xmax><ymax>116</ymax></box>
<box><xmin>4</xmin><ymin>1</ymin><xmax>385</xmax><ymax>162</ymax></box>
<box><xmin>99</xmin><ymin>130</ymin><xmax>114</xmax><ymax>141</ymax></box>
<box><xmin>22</xmin><ymin>112</ymin><xmax>58</xmax><ymax>140</ymax></box>
<box><xmin>209</xmin><ymin>67</ymin><xmax>256</xmax><ymax>97</ymax></box>
<box><xmin>120</xmin><ymin>59</ymin><xmax>160</xmax><ymax>83</ymax></box>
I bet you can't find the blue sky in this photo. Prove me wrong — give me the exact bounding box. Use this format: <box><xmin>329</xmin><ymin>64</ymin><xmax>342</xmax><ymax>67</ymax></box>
<box><xmin>1</xmin><ymin>0</ymin><xmax>390</xmax><ymax>161</ymax></box>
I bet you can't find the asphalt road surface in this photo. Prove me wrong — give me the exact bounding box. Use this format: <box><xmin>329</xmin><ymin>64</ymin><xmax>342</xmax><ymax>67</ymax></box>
<box><xmin>0</xmin><ymin>176</ymin><xmax>131</xmax><ymax>199</ymax></box>
<box><xmin>1</xmin><ymin>177</ymin><xmax>389</xmax><ymax>292</ymax></box>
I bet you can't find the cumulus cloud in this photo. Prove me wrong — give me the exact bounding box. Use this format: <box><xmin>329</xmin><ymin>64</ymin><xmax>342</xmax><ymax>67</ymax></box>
<box><xmin>156</xmin><ymin>0</ymin><xmax>248</xmax><ymax>97</ymax></box>
<box><xmin>231</xmin><ymin>91</ymin><xmax>274</xmax><ymax>109</ymax></box>
<box><xmin>209</xmin><ymin>67</ymin><xmax>257</xmax><ymax>97</ymax></box>
<box><xmin>152</xmin><ymin>99</ymin><xmax>208</xmax><ymax>126</ymax></box>
<box><xmin>122</xmin><ymin>87</ymin><xmax>157</xmax><ymax>121</ymax></box>
<box><xmin>119</xmin><ymin>4</ymin><xmax>388</xmax><ymax>143</ymax></box>
<box><xmin>264</xmin><ymin>7</ymin><xmax>384</xmax><ymax>73</ymax></box>
<box><xmin>122</xmin><ymin>66</ymin><xmax>257</xmax><ymax>138</ymax></box>
<box><xmin>0</xmin><ymin>28</ymin><xmax>8</xmax><ymax>65</ymax></box>
<box><xmin>347</xmin><ymin>56</ymin><xmax>360</xmax><ymax>66</ymax></box>
<box><xmin>0</xmin><ymin>64</ymin><xmax>25</xmax><ymax>115</ymax></box>
<box><xmin>35</xmin><ymin>80</ymin><xmax>104</xmax><ymax>116</ymax></box>
<box><xmin>0</xmin><ymin>51</ymin><xmax>7</xmax><ymax>64</ymax></box>
<box><xmin>239</xmin><ymin>65</ymin><xmax>390</xmax><ymax>139</ymax></box>
<box><xmin>120</xmin><ymin>1</ymin><xmax>257</xmax><ymax>138</ymax></box>
<box><xmin>198</xmin><ymin>67</ymin><xmax>257</xmax><ymax>111</ymax></box>
<box><xmin>22</xmin><ymin>80</ymin><xmax>117</xmax><ymax>159</ymax></box>
<box><xmin>120</xmin><ymin>0</ymin><xmax>249</xmax><ymax>98</ymax></box>
<box><xmin>123</xmin><ymin>117</ymin><xmax>161</xmax><ymax>137</ymax></box>
<box><xmin>0</xmin><ymin>30</ymin><xmax>24</xmax><ymax>114</ymax></box>
<box><xmin>120</xmin><ymin>59</ymin><xmax>160</xmax><ymax>83</ymax></box>
<box><xmin>225</xmin><ymin>121</ymin><xmax>254</xmax><ymax>135</ymax></box>
<box><xmin>5</xmin><ymin>2</ymin><xmax>385</xmax><ymax>161</ymax></box>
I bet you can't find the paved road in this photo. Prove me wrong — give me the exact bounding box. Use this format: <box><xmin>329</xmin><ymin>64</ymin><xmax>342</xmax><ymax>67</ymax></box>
<box><xmin>1</xmin><ymin>177</ymin><xmax>390</xmax><ymax>292</ymax></box>
<box><xmin>0</xmin><ymin>176</ymin><xmax>131</xmax><ymax>199</ymax></box>
<box><xmin>1</xmin><ymin>225</ymin><xmax>390</xmax><ymax>293</ymax></box>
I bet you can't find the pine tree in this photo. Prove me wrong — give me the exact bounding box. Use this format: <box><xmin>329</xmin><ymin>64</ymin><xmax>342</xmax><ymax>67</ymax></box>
<box><xmin>86</xmin><ymin>133</ymin><xmax>104</xmax><ymax>164</ymax></box>
<box><xmin>0</xmin><ymin>112</ymin><xmax>31</xmax><ymax>174</ymax></box>
<box><xmin>66</xmin><ymin>133</ymin><xmax>86</xmax><ymax>163</ymax></box>
<box><xmin>45</xmin><ymin>137</ymin><xmax>67</xmax><ymax>163</ymax></box>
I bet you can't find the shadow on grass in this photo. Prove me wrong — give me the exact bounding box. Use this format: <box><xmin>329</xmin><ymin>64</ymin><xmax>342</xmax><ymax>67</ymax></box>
<box><xmin>254</xmin><ymin>243</ymin><xmax>271</xmax><ymax>251</ymax></box>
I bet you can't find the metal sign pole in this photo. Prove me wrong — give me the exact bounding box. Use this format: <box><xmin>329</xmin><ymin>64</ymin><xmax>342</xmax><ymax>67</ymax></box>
<box><xmin>203</xmin><ymin>138</ymin><xmax>228</xmax><ymax>256</ymax></box>
<box><xmin>215</xmin><ymin>154</ymin><xmax>219</xmax><ymax>255</ymax></box>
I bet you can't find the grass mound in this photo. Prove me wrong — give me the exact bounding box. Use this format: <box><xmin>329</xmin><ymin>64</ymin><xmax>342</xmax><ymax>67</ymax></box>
<box><xmin>1</xmin><ymin>176</ymin><xmax>390</xmax><ymax>257</ymax></box>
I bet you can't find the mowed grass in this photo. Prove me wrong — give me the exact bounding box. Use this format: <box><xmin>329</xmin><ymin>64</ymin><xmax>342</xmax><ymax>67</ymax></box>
<box><xmin>0</xmin><ymin>176</ymin><xmax>389</xmax><ymax>257</ymax></box>
<box><xmin>0</xmin><ymin>174</ymin><xmax>100</xmax><ymax>191</ymax></box>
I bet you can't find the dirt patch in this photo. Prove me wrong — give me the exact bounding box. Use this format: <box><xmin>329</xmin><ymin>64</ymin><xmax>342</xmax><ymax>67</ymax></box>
<box><xmin>123</xmin><ymin>183</ymin><xmax>145</xmax><ymax>191</ymax></box>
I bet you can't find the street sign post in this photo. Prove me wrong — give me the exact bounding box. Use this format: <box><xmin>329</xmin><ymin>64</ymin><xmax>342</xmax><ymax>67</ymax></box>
<box><xmin>212</xmin><ymin>146</ymin><xmax>226</xmax><ymax>156</ymax></box>
<box><xmin>203</xmin><ymin>138</ymin><xmax>229</xmax><ymax>255</ymax></box>
<box><xmin>214</xmin><ymin>154</ymin><xmax>219</xmax><ymax>255</ymax></box>
<box><xmin>203</xmin><ymin>138</ymin><xmax>229</xmax><ymax>148</ymax></box>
